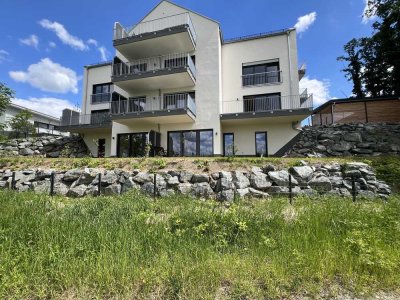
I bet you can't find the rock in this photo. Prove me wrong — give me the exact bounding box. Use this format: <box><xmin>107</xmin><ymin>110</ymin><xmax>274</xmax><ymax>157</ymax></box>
<box><xmin>141</xmin><ymin>182</ymin><xmax>155</xmax><ymax>196</ymax></box>
<box><xmin>67</xmin><ymin>185</ymin><xmax>87</xmax><ymax>197</ymax></box>
<box><xmin>262</xmin><ymin>164</ymin><xmax>276</xmax><ymax>173</ymax></box>
<box><xmin>63</xmin><ymin>169</ymin><xmax>82</xmax><ymax>182</ymax></box>
<box><xmin>177</xmin><ymin>183</ymin><xmax>192</xmax><ymax>195</ymax></box>
<box><xmin>216</xmin><ymin>190</ymin><xmax>235</xmax><ymax>202</ymax></box>
<box><xmin>104</xmin><ymin>184</ymin><xmax>121</xmax><ymax>196</ymax></box>
<box><xmin>101</xmin><ymin>171</ymin><xmax>118</xmax><ymax>185</ymax></box>
<box><xmin>191</xmin><ymin>182</ymin><xmax>214</xmax><ymax>198</ymax></box>
<box><xmin>251</xmin><ymin>166</ymin><xmax>263</xmax><ymax>174</ymax></box>
<box><xmin>76</xmin><ymin>168</ymin><xmax>98</xmax><ymax>185</ymax></box>
<box><xmin>133</xmin><ymin>172</ymin><xmax>153</xmax><ymax>184</ymax></box>
<box><xmin>248</xmin><ymin>188</ymin><xmax>269</xmax><ymax>198</ymax></box>
<box><xmin>191</xmin><ymin>174</ymin><xmax>209</xmax><ymax>183</ymax></box>
<box><xmin>121</xmin><ymin>178</ymin><xmax>139</xmax><ymax>194</ymax></box>
<box><xmin>250</xmin><ymin>172</ymin><xmax>272</xmax><ymax>190</ymax></box>
<box><xmin>232</xmin><ymin>171</ymin><xmax>250</xmax><ymax>189</ymax></box>
<box><xmin>343</xmin><ymin>170</ymin><xmax>362</xmax><ymax>179</ymax></box>
<box><xmin>351</xmin><ymin>148</ymin><xmax>373</xmax><ymax>155</ymax></box>
<box><xmin>343</xmin><ymin>132</ymin><xmax>362</xmax><ymax>143</ymax></box>
<box><xmin>179</xmin><ymin>171</ymin><xmax>193</xmax><ymax>183</ymax></box>
<box><xmin>19</xmin><ymin>148</ymin><xmax>34</xmax><ymax>156</ymax></box>
<box><xmin>345</xmin><ymin>162</ymin><xmax>369</xmax><ymax>170</ymax></box>
<box><xmin>308</xmin><ymin>176</ymin><xmax>332</xmax><ymax>192</ymax></box>
<box><xmin>315</xmin><ymin>145</ymin><xmax>327</xmax><ymax>152</ymax></box>
<box><xmin>289</xmin><ymin>166</ymin><xmax>313</xmax><ymax>183</ymax></box>
<box><xmin>331</xmin><ymin>141</ymin><xmax>352</xmax><ymax>152</ymax></box>
<box><xmin>236</xmin><ymin>188</ymin><xmax>249</xmax><ymax>198</ymax></box>
<box><xmin>167</xmin><ymin>175</ymin><xmax>180</xmax><ymax>187</ymax></box>
<box><xmin>47</xmin><ymin>151</ymin><xmax>60</xmax><ymax>158</ymax></box>
<box><xmin>268</xmin><ymin>170</ymin><xmax>298</xmax><ymax>186</ymax></box>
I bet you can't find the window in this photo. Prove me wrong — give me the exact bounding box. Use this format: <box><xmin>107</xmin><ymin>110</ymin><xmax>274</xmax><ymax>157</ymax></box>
<box><xmin>223</xmin><ymin>133</ymin><xmax>234</xmax><ymax>156</ymax></box>
<box><xmin>255</xmin><ymin>132</ymin><xmax>268</xmax><ymax>157</ymax></box>
<box><xmin>243</xmin><ymin>93</ymin><xmax>281</xmax><ymax>112</ymax></box>
<box><xmin>92</xmin><ymin>83</ymin><xmax>112</xmax><ymax>103</ymax></box>
<box><xmin>242</xmin><ymin>61</ymin><xmax>280</xmax><ymax>86</ymax></box>
<box><xmin>167</xmin><ymin>129</ymin><xmax>213</xmax><ymax>157</ymax></box>
<box><xmin>117</xmin><ymin>133</ymin><xmax>148</xmax><ymax>157</ymax></box>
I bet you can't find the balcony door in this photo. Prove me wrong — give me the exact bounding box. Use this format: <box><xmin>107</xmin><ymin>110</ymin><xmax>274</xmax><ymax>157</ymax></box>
<box><xmin>117</xmin><ymin>132</ymin><xmax>148</xmax><ymax>157</ymax></box>
<box><xmin>223</xmin><ymin>133</ymin><xmax>234</xmax><ymax>156</ymax></box>
<box><xmin>167</xmin><ymin>129</ymin><xmax>213</xmax><ymax>157</ymax></box>
<box><xmin>243</xmin><ymin>93</ymin><xmax>281</xmax><ymax>112</ymax></box>
<box><xmin>255</xmin><ymin>132</ymin><xmax>268</xmax><ymax>157</ymax></box>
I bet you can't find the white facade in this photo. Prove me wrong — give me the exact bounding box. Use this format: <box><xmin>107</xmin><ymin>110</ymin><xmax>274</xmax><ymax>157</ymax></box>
<box><xmin>63</xmin><ymin>0</ymin><xmax>312</xmax><ymax>157</ymax></box>
<box><xmin>1</xmin><ymin>103</ymin><xmax>64</xmax><ymax>136</ymax></box>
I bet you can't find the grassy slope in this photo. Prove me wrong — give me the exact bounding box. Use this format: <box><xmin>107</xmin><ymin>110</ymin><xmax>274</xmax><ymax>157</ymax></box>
<box><xmin>0</xmin><ymin>191</ymin><xmax>399</xmax><ymax>299</ymax></box>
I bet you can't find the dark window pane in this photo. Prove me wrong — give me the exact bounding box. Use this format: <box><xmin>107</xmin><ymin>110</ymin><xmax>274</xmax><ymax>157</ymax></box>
<box><xmin>199</xmin><ymin>130</ymin><xmax>213</xmax><ymax>156</ymax></box>
<box><xmin>183</xmin><ymin>131</ymin><xmax>197</xmax><ymax>157</ymax></box>
<box><xmin>168</xmin><ymin>132</ymin><xmax>181</xmax><ymax>157</ymax></box>
<box><xmin>118</xmin><ymin>135</ymin><xmax>130</xmax><ymax>158</ymax></box>
<box><xmin>255</xmin><ymin>132</ymin><xmax>267</xmax><ymax>157</ymax></box>
<box><xmin>224</xmin><ymin>133</ymin><xmax>234</xmax><ymax>156</ymax></box>
<box><xmin>131</xmin><ymin>133</ymin><xmax>147</xmax><ymax>157</ymax></box>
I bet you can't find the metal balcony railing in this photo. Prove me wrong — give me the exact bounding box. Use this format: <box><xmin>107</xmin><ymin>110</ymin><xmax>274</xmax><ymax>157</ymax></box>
<box><xmin>91</xmin><ymin>93</ymin><xmax>111</xmax><ymax>104</ymax></box>
<box><xmin>242</xmin><ymin>71</ymin><xmax>282</xmax><ymax>86</ymax></box>
<box><xmin>60</xmin><ymin>113</ymin><xmax>111</xmax><ymax>127</ymax></box>
<box><xmin>112</xmin><ymin>52</ymin><xmax>196</xmax><ymax>79</ymax></box>
<box><xmin>222</xmin><ymin>93</ymin><xmax>314</xmax><ymax>114</ymax></box>
<box><xmin>111</xmin><ymin>93</ymin><xmax>196</xmax><ymax>116</ymax></box>
<box><xmin>114</xmin><ymin>12</ymin><xmax>197</xmax><ymax>43</ymax></box>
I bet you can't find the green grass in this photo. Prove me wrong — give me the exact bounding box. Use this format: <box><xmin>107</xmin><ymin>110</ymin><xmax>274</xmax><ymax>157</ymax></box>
<box><xmin>1</xmin><ymin>191</ymin><xmax>400</xmax><ymax>299</ymax></box>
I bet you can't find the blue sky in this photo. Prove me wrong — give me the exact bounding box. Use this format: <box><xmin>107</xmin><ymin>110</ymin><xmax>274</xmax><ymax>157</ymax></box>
<box><xmin>0</xmin><ymin>0</ymin><xmax>375</xmax><ymax>117</ymax></box>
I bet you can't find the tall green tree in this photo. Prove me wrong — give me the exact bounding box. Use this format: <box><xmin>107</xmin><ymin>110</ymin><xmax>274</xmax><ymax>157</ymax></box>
<box><xmin>9</xmin><ymin>110</ymin><xmax>36</xmax><ymax>138</ymax></box>
<box><xmin>0</xmin><ymin>82</ymin><xmax>13</xmax><ymax>113</ymax></box>
<box><xmin>338</xmin><ymin>0</ymin><xmax>400</xmax><ymax>97</ymax></box>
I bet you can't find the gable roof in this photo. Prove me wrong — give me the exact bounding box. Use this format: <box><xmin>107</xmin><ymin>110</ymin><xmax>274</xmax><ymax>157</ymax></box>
<box><xmin>10</xmin><ymin>103</ymin><xmax>60</xmax><ymax>121</ymax></box>
<box><xmin>136</xmin><ymin>0</ymin><xmax>220</xmax><ymax>26</ymax></box>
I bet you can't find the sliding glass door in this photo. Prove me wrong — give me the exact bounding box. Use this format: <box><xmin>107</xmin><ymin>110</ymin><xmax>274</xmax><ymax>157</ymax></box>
<box><xmin>117</xmin><ymin>133</ymin><xmax>148</xmax><ymax>157</ymax></box>
<box><xmin>167</xmin><ymin>129</ymin><xmax>213</xmax><ymax>157</ymax></box>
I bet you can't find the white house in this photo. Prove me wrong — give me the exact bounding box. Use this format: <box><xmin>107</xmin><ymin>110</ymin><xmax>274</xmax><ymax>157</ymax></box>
<box><xmin>60</xmin><ymin>0</ymin><xmax>313</xmax><ymax>157</ymax></box>
<box><xmin>1</xmin><ymin>103</ymin><xmax>64</xmax><ymax>136</ymax></box>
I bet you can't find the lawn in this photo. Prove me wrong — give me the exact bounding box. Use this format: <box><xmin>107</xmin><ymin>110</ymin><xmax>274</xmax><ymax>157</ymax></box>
<box><xmin>1</xmin><ymin>190</ymin><xmax>399</xmax><ymax>299</ymax></box>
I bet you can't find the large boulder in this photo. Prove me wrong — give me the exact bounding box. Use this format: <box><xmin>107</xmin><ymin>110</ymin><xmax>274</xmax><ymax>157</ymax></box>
<box><xmin>308</xmin><ymin>176</ymin><xmax>332</xmax><ymax>192</ymax></box>
<box><xmin>250</xmin><ymin>172</ymin><xmax>272</xmax><ymax>190</ymax></box>
<box><xmin>268</xmin><ymin>170</ymin><xmax>298</xmax><ymax>187</ymax></box>
<box><xmin>191</xmin><ymin>174</ymin><xmax>209</xmax><ymax>183</ymax></box>
<box><xmin>289</xmin><ymin>166</ymin><xmax>314</xmax><ymax>183</ymax></box>
<box><xmin>232</xmin><ymin>171</ymin><xmax>250</xmax><ymax>189</ymax></box>
<box><xmin>63</xmin><ymin>169</ymin><xmax>82</xmax><ymax>182</ymax></box>
<box><xmin>191</xmin><ymin>182</ymin><xmax>214</xmax><ymax>198</ymax></box>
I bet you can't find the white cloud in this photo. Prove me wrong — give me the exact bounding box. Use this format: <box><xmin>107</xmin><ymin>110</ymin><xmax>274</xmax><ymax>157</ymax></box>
<box><xmin>362</xmin><ymin>0</ymin><xmax>377</xmax><ymax>24</ymax></box>
<box><xmin>9</xmin><ymin>58</ymin><xmax>79</xmax><ymax>94</ymax></box>
<box><xmin>39</xmin><ymin>19</ymin><xmax>88</xmax><ymax>51</ymax></box>
<box><xmin>300</xmin><ymin>76</ymin><xmax>332</xmax><ymax>106</ymax></box>
<box><xmin>294</xmin><ymin>12</ymin><xmax>317</xmax><ymax>34</ymax></box>
<box><xmin>19</xmin><ymin>34</ymin><xmax>39</xmax><ymax>49</ymax></box>
<box><xmin>0</xmin><ymin>50</ymin><xmax>9</xmax><ymax>63</ymax></box>
<box><xmin>87</xmin><ymin>39</ymin><xmax>98</xmax><ymax>47</ymax></box>
<box><xmin>12</xmin><ymin>97</ymin><xmax>76</xmax><ymax>118</ymax></box>
<box><xmin>49</xmin><ymin>41</ymin><xmax>56</xmax><ymax>48</ymax></box>
<box><xmin>98</xmin><ymin>46</ymin><xmax>110</xmax><ymax>62</ymax></box>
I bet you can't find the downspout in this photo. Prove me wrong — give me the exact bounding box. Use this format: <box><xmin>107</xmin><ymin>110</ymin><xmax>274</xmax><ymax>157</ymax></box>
<box><xmin>286</xmin><ymin>31</ymin><xmax>293</xmax><ymax>97</ymax></box>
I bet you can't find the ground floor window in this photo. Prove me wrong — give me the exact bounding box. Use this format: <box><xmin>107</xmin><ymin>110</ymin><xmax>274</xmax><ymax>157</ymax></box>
<box><xmin>255</xmin><ymin>132</ymin><xmax>268</xmax><ymax>157</ymax></box>
<box><xmin>117</xmin><ymin>132</ymin><xmax>148</xmax><ymax>157</ymax></box>
<box><xmin>167</xmin><ymin>129</ymin><xmax>213</xmax><ymax>157</ymax></box>
<box><xmin>223</xmin><ymin>133</ymin><xmax>234</xmax><ymax>156</ymax></box>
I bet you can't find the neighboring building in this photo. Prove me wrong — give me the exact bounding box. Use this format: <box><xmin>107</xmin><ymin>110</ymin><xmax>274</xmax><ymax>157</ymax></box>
<box><xmin>0</xmin><ymin>103</ymin><xmax>64</xmax><ymax>136</ymax></box>
<box><xmin>312</xmin><ymin>96</ymin><xmax>400</xmax><ymax>126</ymax></box>
<box><xmin>59</xmin><ymin>0</ymin><xmax>313</xmax><ymax>157</ymax></box>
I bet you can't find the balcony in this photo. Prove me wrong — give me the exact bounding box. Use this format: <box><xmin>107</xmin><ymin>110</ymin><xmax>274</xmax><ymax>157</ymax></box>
<box><xmin>111</xmin><ymin>93</ymin><xmax>196</xmax><ymax>124</ymax></box>
<box><xmin>221</xmin><ymin>93</ymin><xmax>313</xmax><ymax>121</ymax></box>
<box><xmin>91</xmin><ymin>93</ymin><xmax>111</xmax><ymax>104</ymax></box>
<box><xmin>113</xmin><ymin>13</ymin><xmax>197</xmax><ymax>59</ymax></box>
<box><xmin>59</xmin><ymin>113</ymin><xmax>112</xmax><ymax>131</ymax></box>
<box><xmin>242</xmin><ymin>71</ymin><xmax>282</xmax><ymax>87</ymax></box>
<box><xmin>111</xmin><ymin>53</ymin><xmax>196</xmax><ymax>93</ymax></box>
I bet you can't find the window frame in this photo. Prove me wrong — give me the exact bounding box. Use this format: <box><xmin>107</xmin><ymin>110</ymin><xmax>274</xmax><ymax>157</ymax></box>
<box><xmin>167</xmin><ymin>129</ymin><xmax>214</xmax><ymax>157</ymax></box>
<box><xmin>242</xmin><ymin>60</ymin><xmax>281</xmax><ymax>87</ymax></box>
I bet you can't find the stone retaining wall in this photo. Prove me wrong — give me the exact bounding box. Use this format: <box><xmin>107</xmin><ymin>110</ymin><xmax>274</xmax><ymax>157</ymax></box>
<box><xmin>0</xmin><ymin>135</ymin><xmax>90</xmax><ymax>158</ymax></box>
<box><xmin>286</xmin><ymin>123</ymin><xmax>400</xmax><ymax>157</ymax></box>
<box><xmin>0</xmin><ymin>162</ymin><xmax>391</xmax><ymax>200</ymax></box>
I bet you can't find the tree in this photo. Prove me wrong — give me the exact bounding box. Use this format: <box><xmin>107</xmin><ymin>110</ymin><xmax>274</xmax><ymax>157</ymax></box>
<box><xmin>0</xmin><ymin>83</ymin><xmax>13</xmax><ymax>130</ymax></box>
<box><xmin>337</xmin><ymin>39</ymin><xmax>365</xmax><ymax>98</ymax></box>
<box><xmin>338</xmin><ymin>0</ymin><xmax>400</xmax><ymax>97</ymax></box>
<box><xmin>9</xmin><ymin>110</ymin><xmax>36</xmax><ymax>138</ymax></box>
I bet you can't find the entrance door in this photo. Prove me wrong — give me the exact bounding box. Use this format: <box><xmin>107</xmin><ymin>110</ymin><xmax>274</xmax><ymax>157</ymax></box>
<box><xmin>97</xmin><ymin>139</ymin><xmax>106</xmax><ymax>158</ymax></box>
<box><xmin>223</xmin><ymin>133</ymin><xmax>234</xmax><ymax>156</ymax></box>
<box><xmin>117</xmin><ymin>133</ymin><xmax>149</xmax><ymax>157</ymax></box>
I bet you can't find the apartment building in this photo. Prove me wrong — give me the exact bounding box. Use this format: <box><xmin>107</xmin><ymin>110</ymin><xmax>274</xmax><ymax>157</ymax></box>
<box><xmin>60</xmin><ymin>0</ymin><xmax>313</xmax><ymax>157</ymax></box>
